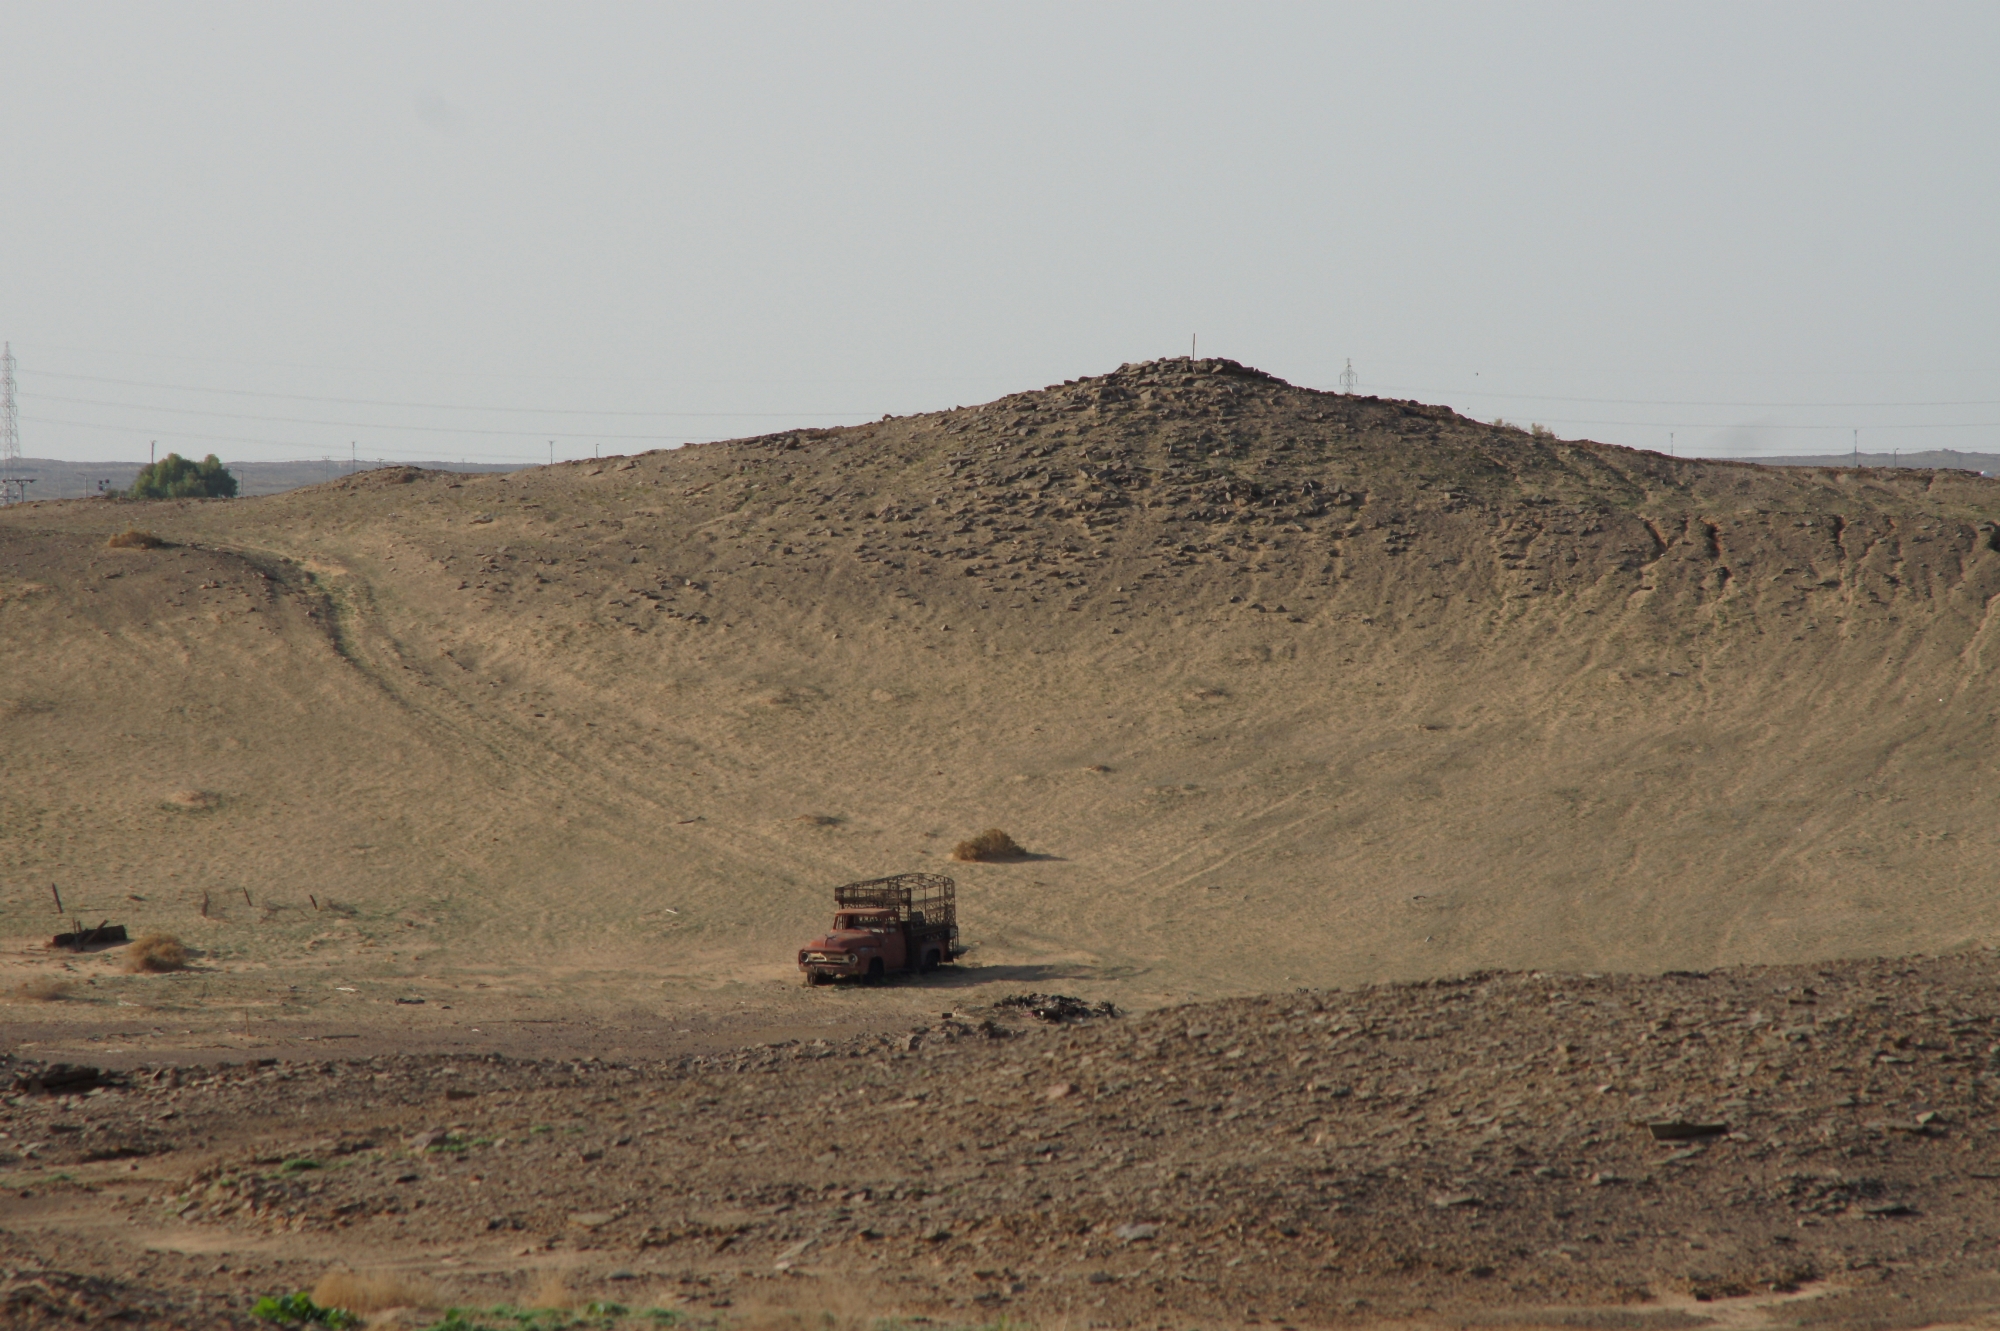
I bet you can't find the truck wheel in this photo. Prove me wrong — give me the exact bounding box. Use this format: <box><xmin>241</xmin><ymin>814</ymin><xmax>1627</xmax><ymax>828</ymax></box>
<box><xmin>802</xmin><ymin>970</ymin><xmax>825</xmax><ymax>987</ymax></box>
<box><xmin>921</xmin><ymin>949</ymin><xmax>940</xmax><ymax>973</ymax></box>
<box><xmin>866</xmin><ymin>958</ymin><xmax>885</xmax><ymax>983</ymax></box>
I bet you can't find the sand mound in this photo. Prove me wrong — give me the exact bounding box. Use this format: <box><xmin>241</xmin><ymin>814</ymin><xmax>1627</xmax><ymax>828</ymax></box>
<box><xmin>4</xmin><ymin>356</ymin><xmax>1999</xmax><ymax>1009</ymax></box>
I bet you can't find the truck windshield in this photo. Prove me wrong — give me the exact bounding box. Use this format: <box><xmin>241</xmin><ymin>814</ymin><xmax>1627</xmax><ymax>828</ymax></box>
<box><xmin>833</xmin><ymin>914</ymin><xmax>892</xmax><ymax>932</ymax></box>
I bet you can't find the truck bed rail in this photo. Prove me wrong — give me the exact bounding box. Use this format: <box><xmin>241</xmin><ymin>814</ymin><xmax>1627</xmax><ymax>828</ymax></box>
<box><xmin>830</xmin><ymin>873</ymin><xmax>960</xmax><ymax>958</ymax></box>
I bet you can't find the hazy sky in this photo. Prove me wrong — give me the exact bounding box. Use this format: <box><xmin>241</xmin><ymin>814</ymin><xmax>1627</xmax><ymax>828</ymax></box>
<box><xmin>4</xmin><ymin>3</ymin><xmax>1996</xmax><ymax>466</ymax></box>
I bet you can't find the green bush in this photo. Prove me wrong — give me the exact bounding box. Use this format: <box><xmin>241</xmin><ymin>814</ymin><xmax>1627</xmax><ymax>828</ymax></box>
<box><xmin>251</xmin><ymin>1292</ymin><xmax>361</xmax><ymax>1328</ymax></box>
<box><xmin>129</xmin><ymin>452</ymin><xmax>238</xmax><ymax>499</ymax></box>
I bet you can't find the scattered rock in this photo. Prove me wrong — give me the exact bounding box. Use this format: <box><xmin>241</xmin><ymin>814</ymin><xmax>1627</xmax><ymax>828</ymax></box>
<box><xmin>8</xmin><ymin>948</ymin><xmax>2000</xmax><ymax>1326</ymax></box>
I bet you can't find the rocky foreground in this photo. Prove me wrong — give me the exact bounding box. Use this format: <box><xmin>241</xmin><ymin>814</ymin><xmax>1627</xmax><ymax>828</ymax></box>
<box><xmin>8</xmin><ymin>952</ymin><xmax>2000</xmax><ymax>1329</ymax></box>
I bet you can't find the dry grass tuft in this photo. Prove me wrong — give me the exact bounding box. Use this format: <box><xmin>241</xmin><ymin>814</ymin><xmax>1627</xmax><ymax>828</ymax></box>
<box><xmin>526</xmin><ymin>1270</ymin><xmax>574</xmax><ymax>1310</ymax></box>
<box><xmin>124</xmin><ymin>933</ymin><xmax>189</xmax><ymax>973</ymax></box>
<box><xmin>730</xmin><ymin>1281</ymin><xmax>913</xmax><ymax>1331</ymax></box>
<box><xmin>106</xmin><ymin>528</ymin><xmax>165</xmax><ymax>549</ymax></box>
<box><xmin>312</xmin><ymin>1269</ymin><xmax>442</xmax><ymax>1314</ymax></box>
<box><xmin>11</xmin><ymin>976</ymin><xmax>71</xmax><ymax>1002</ymax></box>
<box><xmin>952</xmin><ymin>828</ymin><xmax>1025</xmax><ymax>862</ymax></box>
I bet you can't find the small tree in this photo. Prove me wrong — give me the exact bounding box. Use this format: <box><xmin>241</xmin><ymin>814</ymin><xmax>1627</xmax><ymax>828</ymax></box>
<box><xmin>130</xmin><ymin>452</ymin><xmax>238</xmax><ymax>499</ymax></box>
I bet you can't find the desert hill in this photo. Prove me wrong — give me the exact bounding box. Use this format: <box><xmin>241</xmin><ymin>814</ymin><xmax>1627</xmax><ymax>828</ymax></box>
<box><xmin>3</xmin><ymin>357</ymin><xmax>1999</xmax><ymax>1022</ymax></box>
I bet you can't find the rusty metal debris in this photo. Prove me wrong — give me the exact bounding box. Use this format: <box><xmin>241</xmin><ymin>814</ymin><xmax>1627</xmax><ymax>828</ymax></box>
<box><xmin>996</xmin><ymin>992</ymin><xmax>1121</xmax><ymax>1023</ymax></box>
<box><xmin>1646</xmin><ymin>1120</ymin><xmax>1729</xmax><ymax>1141</ymax></box>
<box><xmin>48</xmin><ymin>922</ymin><xmax>127</xmax><ymax>951</ymax></box>
<box><xmin>15</xmin><ymin>1064</ymin><xmax>113</xmax><ymax>1095</ymax></box>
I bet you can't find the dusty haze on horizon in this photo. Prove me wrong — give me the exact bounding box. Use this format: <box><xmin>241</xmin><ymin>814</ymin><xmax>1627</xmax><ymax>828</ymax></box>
<box><xmin>2</xmin><ymin>2</ymin><xmax>1995</xmax><ymax>467</ymax></box>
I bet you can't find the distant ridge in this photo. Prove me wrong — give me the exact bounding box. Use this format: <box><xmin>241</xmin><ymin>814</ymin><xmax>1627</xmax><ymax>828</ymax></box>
<box><xmin>3</xmin><ymin>456</ymin><xmax>525</xmax><ymax>499</ymax></box>
<box><xmin>1740</xmin><ymin>449</ymin><xmax>1997</xmax><ymax>475</ymax></box>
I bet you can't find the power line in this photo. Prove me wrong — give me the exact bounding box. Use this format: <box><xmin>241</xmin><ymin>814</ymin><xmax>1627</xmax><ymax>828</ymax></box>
<box><xmin>0</xmin><ymin>343</ymin><xmax>26</xmax><ymax>504</ymax></box>
<box><xmin>1367</xmin><ymin>383</ymin><xmax>2000</xmax><ymax>409</ymax></box>
<box><xmin>14</xmin><ymin>415</ymin><xmax>746</xmax><ymax>458</ymax></box>
<box><xmin>23</xmin><ymin>396</ymin><xmax>853</xmax><ymax>440</ymax></box>
<box><xmin>27</xmin><ymin>369</ymin><xmax>886</xmax><ymax>418</ymax></box>
<box><xmin>1</xmin><ymin>345</ymin><xmax>15</xmax><ymax>471</ymax></box>
<box><xmin>1495</xmin><ymin>415</ymin><xmax>2000</xmax><ymax>432</ymax></box>
<box><xmin>24</xmin><ymin>340</ymin><xmax>1019</xmax><ymax>388</ymax></box>
<box><xmin>29</xmin><ymin>362</ymin><xmax>2000</xmax><ymax>419</ymax></box>
<box><xmin>1352</xmin><ymin>354</ymin><xmax>2000</xmax><ymax>381</ymax></box>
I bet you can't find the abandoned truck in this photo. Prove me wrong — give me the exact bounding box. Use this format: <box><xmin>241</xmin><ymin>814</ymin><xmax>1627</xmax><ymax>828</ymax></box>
<box><xmin>798</xmin><ymin>873</ymin><xmax>962</xmax><ymax>985</ymax></box>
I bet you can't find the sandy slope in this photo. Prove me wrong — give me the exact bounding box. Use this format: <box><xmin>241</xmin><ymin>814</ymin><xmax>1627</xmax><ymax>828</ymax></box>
<box><xmin>3</xmin><ymin>358</ymin><xmax>1999</xmax><ymax>1035</ymax></box>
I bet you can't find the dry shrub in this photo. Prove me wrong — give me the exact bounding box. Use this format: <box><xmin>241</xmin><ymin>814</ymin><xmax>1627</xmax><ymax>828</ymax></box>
<box><xmin>165</xmin><ymin>789</ymin><xmax>217</xmax><ymax>810</ymax></box>
<box><xmin>106</xmin><ymin>528</ymin><xmax>165</xmax><ymax>549</ymax></box>
<box><xmin>952</xmin><ymin>828</ymin><xmax>1025</xmax><ymax>862</ymax></box>
<box><xmin>124</xmin><ymin>933</ymin><xmax>189</xmax><ymax>973</ymax></box>
<box><xmin>312</xmin><ymin>1269</ymin><xmax>441</xmax><ymax>1314</ymax></box>
<box><xmin>11</xmin><ymin>976</ymin><xmax>71</xmax><ymax>1002</ymax></box>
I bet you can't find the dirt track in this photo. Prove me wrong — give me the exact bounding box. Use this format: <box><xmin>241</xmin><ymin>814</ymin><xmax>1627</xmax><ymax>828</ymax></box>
<box><xmin>10</xmin><ymin>951</ymin><xmax>2000</xmax><ymax>1329</ymax></box>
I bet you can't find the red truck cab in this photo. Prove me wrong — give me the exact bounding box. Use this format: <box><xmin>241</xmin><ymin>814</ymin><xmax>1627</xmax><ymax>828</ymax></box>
<box><xmin>801</xmin><ymin>908</ymin><xmax>906</xmax><ymax>979</ymax></box>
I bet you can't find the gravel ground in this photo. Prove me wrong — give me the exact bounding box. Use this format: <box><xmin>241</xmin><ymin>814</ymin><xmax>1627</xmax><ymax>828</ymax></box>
<box><xmin>8</xmin><ymin>953</ymin><xmax>2000</xmax><ymax>1329</ymax></box>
